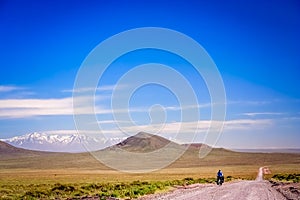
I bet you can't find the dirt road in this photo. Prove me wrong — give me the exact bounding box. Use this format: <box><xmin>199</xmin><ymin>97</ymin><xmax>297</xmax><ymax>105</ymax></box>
<box><xmin>138</xmin><ymin>181</ymin><xmax>287</xmax><ymax>200</ymax></box>
<box><xmin>138</xmin><ymin>167</ymin><xmax>288</xmax><ymax>200</ymax></box>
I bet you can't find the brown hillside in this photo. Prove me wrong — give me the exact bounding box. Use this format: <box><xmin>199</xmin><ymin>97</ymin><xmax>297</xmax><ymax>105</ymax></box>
<box><xmin>0</xmin><ymin>140</ymin><xmax>26</xmax><ymax>154</ymax></box>
<box><xmin>0</xmin><ymin>140</ymin><xmax>54</xmax><ymax>159</ymax></box>
<box><xmin>110</xmin><ymin>132</ymin><xmax>181</xmax><ymax>152</ymax></box>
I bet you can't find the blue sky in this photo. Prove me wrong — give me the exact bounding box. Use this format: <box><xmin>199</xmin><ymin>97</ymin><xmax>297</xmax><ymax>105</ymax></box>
<box><xmin>0</xmin><ymin>0</ymin><xmax>299</xmax><ymax>149</ymax></box>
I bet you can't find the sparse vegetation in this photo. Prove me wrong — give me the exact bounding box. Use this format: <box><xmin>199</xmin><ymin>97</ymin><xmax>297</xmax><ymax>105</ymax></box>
<box><xmin>272</xmin><ymin>173</ymin><xmax>300</xmax><ymax>183</ymax></box>
<box><xmin>0</xmin><ymin>178</ymin><xmax>218</xmax><ymax>199</ymax></box>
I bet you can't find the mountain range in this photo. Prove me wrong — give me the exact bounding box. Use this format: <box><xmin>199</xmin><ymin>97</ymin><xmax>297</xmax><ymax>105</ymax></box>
<box><xmin>2</xmin><ymin>132</ymin><xmax>299</xmax><ymax>154</ymax></box>
<box><xmin>1</xmin><ymin>132</ymin><xmax>125</xmax><ymax>152</ymax></box>
<box><xmin>1</xmin><ymin>132</ymin><xmax>300</xmax><ymax>172</ymax></box>
<box><xmin>0</xmin><ymin>131</ymin><xmax>210</xmax><ymax>154</ymax></box>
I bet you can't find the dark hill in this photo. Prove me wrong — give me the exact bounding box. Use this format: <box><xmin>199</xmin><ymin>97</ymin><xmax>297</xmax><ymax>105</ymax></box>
<box><xmin>105</xmin><ymin>132</ymin><xmax>216</xmax><ymax>156</ymax></box>
<box><xmin>0</xmin><ymin>140</ymin><xmax>26</xmax><ymax>154</ymax></box>
<box><xmin>0</xmin><ymin>140</ymin><xmax>54</xmax><ymax>159</ymax></box>
<box><xmin>110</xmin><ymin>132</ymin><xmax>182</xmax><ymax>152</ymax></box>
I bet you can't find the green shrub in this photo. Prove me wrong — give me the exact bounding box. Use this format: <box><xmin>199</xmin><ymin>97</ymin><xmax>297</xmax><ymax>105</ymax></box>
<box><xmin>1</xmin><ymin>177</ymin><xmax>221</xmax><ymax>199</ymax></box>
<box><xmin>272</xmin><ymin>173</ymin><xmax>300</xmax><ymax>183</ymax></box>
<box><xmin>51</xmin><ymin>183</ymin><xmax>75</xmax><ymax>192</ymax></box>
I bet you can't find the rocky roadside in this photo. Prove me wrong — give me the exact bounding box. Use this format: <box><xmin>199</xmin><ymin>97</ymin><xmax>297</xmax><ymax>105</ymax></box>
<box><xmin>270</xmin><ymin>181</ymin><xmax>300</xmax><ymax>200</ymax></box>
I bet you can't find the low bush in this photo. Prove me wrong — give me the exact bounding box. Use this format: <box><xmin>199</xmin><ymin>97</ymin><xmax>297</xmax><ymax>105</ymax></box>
<box><xmin>272</xmin><ymin>173</ymin><xmax>300</xmax><ymax>183</ymax></box>
<box><xmin>1</xmin><ymin>177</ymin><xmax>225</xmax><ymax>199</ymax></box>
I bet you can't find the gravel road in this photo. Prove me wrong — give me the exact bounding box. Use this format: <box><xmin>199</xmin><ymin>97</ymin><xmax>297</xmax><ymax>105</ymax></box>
<box><xmin>138</xmin><ymin>181</ymin><xmax>287</xmax><ymax>200</ymax></box>
<box><xmin>138</xmin><ymin>167</ymin><xmax>288</xmax><ymax>200</ymax></box>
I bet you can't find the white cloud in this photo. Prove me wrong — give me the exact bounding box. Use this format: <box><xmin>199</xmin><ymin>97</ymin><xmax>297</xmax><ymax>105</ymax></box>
<box><xmin>0</xmin><ymin>96</ymin><xmax>110</xmax><ymax>118</ymax></box>
<box><xmin>0</xmin><ymin>85</ymin><xmax>23</xmax><ymax>92</ymax></box>
<box><xmin>224</xmin><ymin>119</ymin><xmax>272</xmax><ymax>130</ymax></box>
<box><xmin>227</xmin><ymin>100</ymin><xmax>271</xmax><ymax>106</ymax></box>
<box><xmin>164</xmin><ymin>104</ymin><xmax>210</xmax><ymax>110</ymax></box>
<box><xmin>42</xmin><ymin>129</ymin><xmax>79</xmax><ymax>135</ymax></box>
<box><xmin>62</xmin><ymin>84</ymin><xmax>128</xmax><ymax>93</ymax></box>
<box><xmin>0</xmin><ymin>98</ymin><xmax>72</xmax><ymax>109</ymax></box>
<box><xmin>120</xmin><ymin>103</ymin><xmax>212</xmax><ymax>113</ymax></box>
<box><xmin>93</xmin><ymin>119</ymin><xmax>272</xmax><ymax>137</ymax></box>
<box><xmin>0</xmin><ymin>97</ymin><xmax>73</xmax><ymax>118</ymax></box>
<box><xmin>96</xmin><ymin>120</ymin><xmax>134</xmax><ymax>124</ymax></box>
<box><xmin>0</xmin><ymin>94</ymin><xmax>174</xmax><ymax>118</ymax></box>
<box><xmin>241</xmin><ymin>112</ymin><xmax>284</xmax><ymax>117</ymax></box>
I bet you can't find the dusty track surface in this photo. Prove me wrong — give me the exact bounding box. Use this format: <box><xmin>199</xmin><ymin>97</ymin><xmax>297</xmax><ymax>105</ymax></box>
<box><xmin>138</xmin><ymin>167</ymin><xmax>288</xmax><ymax>200</ymax></box>
<box><xmin>137</xmin><ymin>181</ymin><xmax>286</xmax><ymax>200</ymax></box>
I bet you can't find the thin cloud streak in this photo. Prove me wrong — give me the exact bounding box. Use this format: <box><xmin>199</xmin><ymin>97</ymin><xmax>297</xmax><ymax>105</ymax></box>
<box><xmin>227</xmin><ymin>100</ymin><xmax>272</xmax><ymax>106</ymax></box>
<box><xmin>93</xmin><ymin>119</ymin><xmax>272</xmax><ymax>136</ymax></box>
<box><xmin>241</xmin><ymin>112</ymin><xmax>284</xmax><ymax>117</ymax></box>
<box><xmin>0</xmin><ymin>96</ymin><xmax>109</xmax><ymax>118</ymax></box>
<box><xmin>62</xmin><ymin>84</ymin><xmax>128</xmax><ymax>93</ymax></box>
<box><xmin>0</xmin><ymin>85</ymin><xmax>24</xmax><ymax>92</ymax></box>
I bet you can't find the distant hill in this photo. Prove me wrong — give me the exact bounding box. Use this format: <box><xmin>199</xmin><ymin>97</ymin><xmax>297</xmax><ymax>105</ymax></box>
<box><xmin>182</xmin><ymin>143</ymin><xmax>212</xmax><ymax>150</ymax></box>
<box><xmin>97</xmin><ymin>132</ymin><xmax>239</xmax><ymax>171</ymax></box>
<box><xmin>0</xmin><ymin>140</ymin><xmax>102</xmax><ymax>170</ymax></box>
<box><xmin>233</xmin><ymin>148</ymin><xmax>300</xmax><ymax>154</ymax></box>
<box><xmin>108</xmin><ymin>132</ymin><xmax>182</xmax><ymax>153</ymax></box>
<box><xmin>0</xmin><ymin>140</ymin><xmax>22</xmax><ymax>153</ymax></box>
<box><xmin>107</xmin><ymin>132</ymin><xmax>215</xmax><ymax>153</ymax></box>
<box><xmin>0</xmin><ymin>140</ymin><xmax>52</xmax><ymax>159</ymax></box>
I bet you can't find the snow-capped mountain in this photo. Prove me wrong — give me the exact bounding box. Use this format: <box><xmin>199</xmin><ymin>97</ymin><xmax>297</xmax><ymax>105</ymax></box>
<box><xmin>1</xmin><ymin>132</ymin><xmax>125</xmax><ymax>153</ymax></box>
